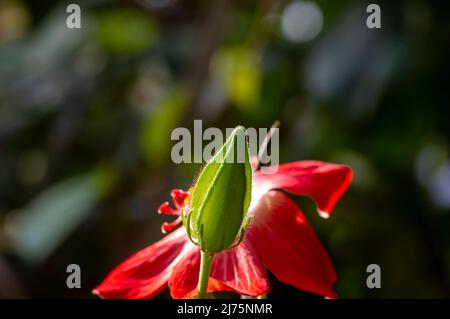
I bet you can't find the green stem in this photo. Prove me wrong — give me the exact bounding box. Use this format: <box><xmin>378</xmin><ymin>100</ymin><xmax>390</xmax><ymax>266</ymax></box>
<box><xmin>198</xmin><ymin>251</ymin><xmax>214</xmax><ymax>299</ymax></box>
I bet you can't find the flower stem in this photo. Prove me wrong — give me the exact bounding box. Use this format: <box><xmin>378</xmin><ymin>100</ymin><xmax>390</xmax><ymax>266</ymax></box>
<box><xmin>198</xmin><ymin>251</ymin><xmax>214</xmax><ymax>299</ymax></box>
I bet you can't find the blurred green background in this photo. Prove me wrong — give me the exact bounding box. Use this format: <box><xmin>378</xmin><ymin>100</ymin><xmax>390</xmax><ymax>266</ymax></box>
<box><xmin>0</xmin><ymin>0</ymin><xmax>449</xmax><ymax>298</ymax></box>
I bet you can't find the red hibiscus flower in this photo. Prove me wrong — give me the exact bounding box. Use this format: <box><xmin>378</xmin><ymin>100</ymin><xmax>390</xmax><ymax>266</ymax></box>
<box><xmin>93</xmin><ymin>160</ymin><xmax>352</xmax><ymax>299</ymax></box>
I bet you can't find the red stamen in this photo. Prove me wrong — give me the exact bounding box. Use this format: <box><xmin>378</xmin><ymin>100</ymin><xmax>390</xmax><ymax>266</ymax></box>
<box><xmin>159</xmin><ymin>189</ymin><xmax>191</xmax><ymax>234</ymax></box>
<box><xmin>171</xmin><ymin>189</ymin><xmax>190</xmax><ymax>209</ymax></box>
<box><xmin>161</xmin><ymin>216</ymin><xmax>182</xmax><ymax>234</ymax></box>
<box><xmin>158</xmin><ymin>202</ymin><xmax>177</xmax><ymax>215</ymax></box>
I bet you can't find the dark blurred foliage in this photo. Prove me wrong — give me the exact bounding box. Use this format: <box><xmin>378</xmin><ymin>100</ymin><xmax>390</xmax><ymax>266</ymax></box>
<box><xmin>0</xmin><ymin>0</ymin><xmax>449</xmax><ymax>298</ymax></box>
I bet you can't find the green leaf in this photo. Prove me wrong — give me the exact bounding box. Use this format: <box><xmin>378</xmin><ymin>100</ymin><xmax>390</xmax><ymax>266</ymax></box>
<box><xmin>212</xmin><ymin>46</ymin><xmax>261</xmax><ymax>111</ymax></box>
<box><xmin>9</xmin><ymin>165</ymin><xmax>116</xmax><ymax>264</ymax></box>
<box><xmin>140</xmin><ymin>87</ymin><xmax>187</xmax><ymax>168</ymax></box>
<box><xmin>95</xmin><ymin>8</ymin><xmax>157</xmax><ymax>55</ymax></box>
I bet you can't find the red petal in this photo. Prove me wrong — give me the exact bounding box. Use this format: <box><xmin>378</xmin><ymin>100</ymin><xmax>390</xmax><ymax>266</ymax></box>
<box><xmin>93</xmin><ymin>227</ymin><xmax>190</xmax><ymax>299</ymax></box>
<box><xmin>248</xmin><ymin>190</ymin><xmax>338</xmax><ymax>298</ymax></box>
<box><xmin>168</xmin><ymin>247</ymin><xmax>231</xmax><ymax>299</ymax></box>
<box><xmin>254</xmin><ymin>161</ymin><xmax>352</xmax><ymax>218</ymax></box>
<box><xmin>169</xmin><ymin>239</ymin><xmax>269</xmax><ymax>298</ymax></box>
<box><xmin>211</xmin><ymin>237</ymin><xmax>269</xmax><ymax>297</ymax></box>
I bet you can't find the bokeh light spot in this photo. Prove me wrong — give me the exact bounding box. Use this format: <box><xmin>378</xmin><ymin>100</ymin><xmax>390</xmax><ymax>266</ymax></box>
<box><xmin>281</xmin><ymin>1</ymin><xmax>323</xmax><ymax>43</ymax></box>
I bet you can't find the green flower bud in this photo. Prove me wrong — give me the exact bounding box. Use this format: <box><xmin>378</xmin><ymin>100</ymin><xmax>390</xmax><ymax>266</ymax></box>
<box><xmin>183</xmin><ymin>126</ymin><xmax>252</xmax><ymax>253</ymax></box>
